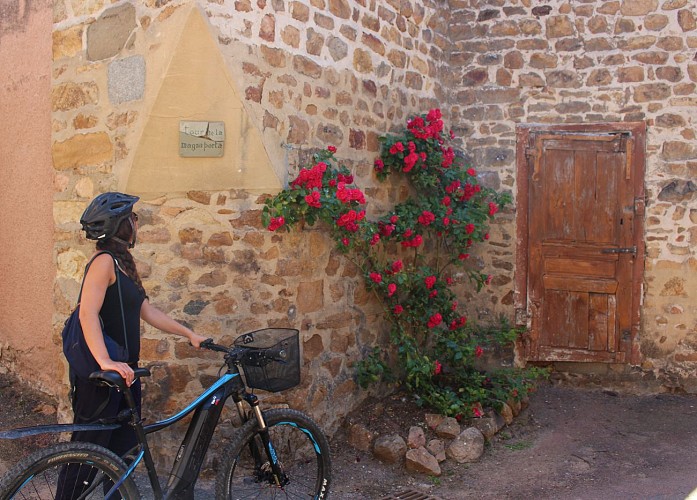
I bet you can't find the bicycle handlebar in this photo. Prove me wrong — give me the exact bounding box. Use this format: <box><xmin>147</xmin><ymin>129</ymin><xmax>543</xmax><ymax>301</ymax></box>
<box><xmin>199</xmin><ymin>338</ymin><xmax>288</xmax><ymax>364</ymax></box>
<box><xmin>200</xmin><ymin>338</ymin><xmax>228</xmax><ymax>353</ymax></box>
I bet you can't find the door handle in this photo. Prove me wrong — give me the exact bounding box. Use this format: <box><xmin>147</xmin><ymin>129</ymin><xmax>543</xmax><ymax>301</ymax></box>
<box><xmin>601</xmin><ymin>246</ymin><xmax>636</xmax><ymax>255</ymax></box>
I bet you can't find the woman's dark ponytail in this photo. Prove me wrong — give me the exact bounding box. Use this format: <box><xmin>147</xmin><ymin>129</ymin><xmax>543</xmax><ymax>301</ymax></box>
<box><xmin>96</xmin><ymin>216</ymin><xmax>147</xmax><ymax>298</ymax></box>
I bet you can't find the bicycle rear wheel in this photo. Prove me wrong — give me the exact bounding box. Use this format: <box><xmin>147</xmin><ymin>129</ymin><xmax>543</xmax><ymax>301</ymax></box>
<box><xmin>216</xmin><ymin>408</ymin><xmax>331</xmax><ymax>499</ymax></box>
<box><xmin>0</xmin><ymin>441</ymin><xmax>138</xmax><ymax>499</ymax></box>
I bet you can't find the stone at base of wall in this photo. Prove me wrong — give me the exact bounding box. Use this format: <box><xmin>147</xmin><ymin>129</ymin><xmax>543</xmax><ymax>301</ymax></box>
<box><xmin>347</xmin><ymin>398</ymin><xmax>528</xmax><ymax>477</ymax></box>
<box><xmin>547</xmin><ymin>362</ymin><xmax>697</xmax><ymax>395</ymax></box>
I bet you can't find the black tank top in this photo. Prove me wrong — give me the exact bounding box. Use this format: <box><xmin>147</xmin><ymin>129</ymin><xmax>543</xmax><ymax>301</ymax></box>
<box><xmin>98</xmin><ymin>263</ymin><xmax>145</xmax><ymax>364</ymax></box>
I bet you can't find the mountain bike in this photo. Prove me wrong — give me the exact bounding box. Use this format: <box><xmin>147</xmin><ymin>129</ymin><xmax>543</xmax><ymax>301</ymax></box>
<box><xmin>0</xmin><ymin>328</ymin><xmax>331</xmax><ymax>499</ymax></box>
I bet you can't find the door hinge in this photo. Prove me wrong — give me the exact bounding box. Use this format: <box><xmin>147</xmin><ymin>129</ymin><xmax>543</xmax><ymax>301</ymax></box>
<box><xmin>601</xmin><ymin>246</ymin><xmax>637</xmax><ymax>256</ymax></box>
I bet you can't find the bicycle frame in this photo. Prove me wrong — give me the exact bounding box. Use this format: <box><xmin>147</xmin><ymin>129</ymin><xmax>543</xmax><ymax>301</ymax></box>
<box><xmin>144</xmin><ymin>371</ymin><xmax>245</xmax><ymax>498</ymax></box>
<box><xmin>0</xmin><ymin>362</ymin><xmax>270</xmax><ymax>499</ymax></box>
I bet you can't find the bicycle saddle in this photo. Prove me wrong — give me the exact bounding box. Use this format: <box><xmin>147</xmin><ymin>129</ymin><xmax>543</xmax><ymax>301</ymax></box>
<box><xmin>88</xmin><ymin>367</ymin><xmax>151</xmax><ymax>389</ymax></box>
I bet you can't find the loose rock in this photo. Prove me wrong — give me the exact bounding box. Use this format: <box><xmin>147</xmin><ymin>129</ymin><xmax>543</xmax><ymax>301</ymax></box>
<box><xmin>446</xmin><ymin>427</ymin><xmax>485</xmax><ymax>463</ymax></box>
<box><xmin>499</xmin><ymin>402</ymin><xmax>514</xmax><ymax>425</ymax></box>
<box><xmin>373</xmin><ymin>434</ymin><xmax>407</xmax><ymax>464</ymax></box>
<box><xmin>435</xmin><ymin>416</ymin><xmax>460</xmax><ymax>439</ymax></box>
<box><xmin>405</xmin><ymin>446</ymin><xmax>441</xmax><ymax>476</ymax></box>
<box><xmin>407</xmin><ymin>425</ymin><xmax>426</xmax><ymax>449</ymax></box>
<box><xmin>427</xmin><ymin>439</ymin><xmax>446</xmax><ymax>462</ymax></box>
<box><xmin>472</xmin><ymin>415</ymin><xmax>500</xmax><ymax>440</ymax></box>
<box><xmin>424</xmin><ymin>412</ymin><xmax>444</xmax><ymax>430</ymax></box>
<box><xmin>348</xmin><ymin>423</ymin><xmax>375</xmax><ymax>452</ymax></box>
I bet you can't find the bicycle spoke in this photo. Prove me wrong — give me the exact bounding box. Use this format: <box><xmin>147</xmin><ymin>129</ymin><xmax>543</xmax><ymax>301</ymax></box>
<box><xmin>0</xmin><ymin>442</ymin><xmax>137</xmax><ymax>499</ymax></box>
<box><xmin>217</xmin><ymin>409</ymin><xmax>330</xmax><ymax>499</ymax></box>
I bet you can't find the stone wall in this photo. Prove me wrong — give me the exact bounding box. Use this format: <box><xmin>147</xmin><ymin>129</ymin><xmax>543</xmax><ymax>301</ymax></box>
<box><xmin>444</xmin><ymin>0</ymin><xmax>697</xmax><ymax>385</ymax></box>
<box><xmin>38</xmin><ymin>0</ymin><xmax>697</xmax><ymax>468</ymax></box>
<box><xmin>50</xmin><ymin>0</ymin><xmax>455</xmax><ymax>466</ymax></box>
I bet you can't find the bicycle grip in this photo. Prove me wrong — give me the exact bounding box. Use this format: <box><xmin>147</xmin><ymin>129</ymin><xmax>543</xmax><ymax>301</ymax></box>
<box><xmin>200</xmin><ymin>338</ymin><xmax>228</xmax><ymax>353</ymax></box>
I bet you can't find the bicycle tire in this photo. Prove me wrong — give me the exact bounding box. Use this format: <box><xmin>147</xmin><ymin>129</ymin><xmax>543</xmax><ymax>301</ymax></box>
<box><xmin>0</xmin><ymin>441</ymin><xmax>139</xmax><ymax>500</ymax></box>
<box><xmin>216</xmin><ymin>408</ymin><xmax>331</xmax><ymax>499</ymax></box>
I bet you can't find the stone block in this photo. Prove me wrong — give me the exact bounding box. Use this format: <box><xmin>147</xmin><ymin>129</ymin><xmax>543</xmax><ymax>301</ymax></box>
<box><xmin>472</xmin><ymin>415</ymin><xmax>500</xmax><ymax>440</ymax></box>
<box><xmin>353</xmin><ymin>48</ymin><xmax>374</xmax><ymax>73</ymax></box>
<box><xmin>86</xmin><ymin>3</ymin><xmax>136</xmax><ymax>61</ymax></box>
<box><xmin>405</xmin><ymin>447</ymin><xmax>441</xmax><ymax>476</ymax></box>
<box><xmin>373</xmin><ymin>434</ymin><xmax>407</xmax><ymax>464</ymax></box>
<box><xmin>427</xmin><ymin>439</ymin><xmax>446</xmax><ymax>462</ymax></box>
<box><xmin>297</xmin><ymin>280</ymin><xmax>324</xmax><ymax>313</ymax></box>
<box><xmin>546</xmin><ymin>15</ymin><xmax>575</xmax><ymax>37</ymax></box>
<box><xmin>293</xmin><ymin>55</ymin><xmax>321</xmax><ymax>78</ymax></box>
<box><xmin>52</xmin><ymin>82</ymin><xmax>99</xmax><ymax>112</ymax></box>
<box><xmin>620</xmin><ymin>0</ymin><xmax>658</xmax><ymax>16</ymax></box>
<box><xmin>435</xmin><ymin>417</ymin><xmax>460</xmax><ymax>439</ymax></box>
<box><xmin>407</xmin><ymin>426</ymin><xmax>426</xmax><ymax>449</ymax></box>
<box><xmin>425</xmin><ymin>413</ymin><xmax>444</xmax><ymax>430</ymax></box>
<box><xmin>328</xmin><ymin>0</ymin><xmax>351</xmax><ymax>19</ymax></box>
<box><xmin>303</xmin><ymin>334</ymin><xmax>324</xmax><ymax>361</ymax></box>
<box><xmin>678</xmin><ymin>9</ymin><xmax>696</xmax><ymax>31</ymax></box>
<box><xmin>108</xmin><ymin>56</ymin><xmax>145</xmax><ymax>104</ymax></box>
<box><xmin>499</xmin><ymin>403</ymin><xmax>514</xmax><ymax>425</ymax></box>
<box><xmin>53</xmin><ymin>25</ymin><xmax>83</xmax><ymax>60</ymax></box>
<box><xmin>446</xmin><ymin>427</ymin><xmax>485</xmax><ymax>463</ymax></box>
<box><xmin>52</xmin><ymin>133</ymin><xmax>113</xmax><ymax>169</ymax></box>
<box><xmin>259</xmin><ymin>14</ymin><xmax>275</xmax><ymax>42</ymax></box>
<box><xmin>348</xmin><ymin>423</ymin><xmax>375</xmax><ymax>452</ymax></box>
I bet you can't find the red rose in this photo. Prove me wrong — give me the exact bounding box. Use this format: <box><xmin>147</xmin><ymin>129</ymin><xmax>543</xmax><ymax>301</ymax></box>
<box><xmin>433</xmin><ymin>360</ymin><xmax>442</xmax><ymax>375</ymax></box>
<box><xmin>417</xmin><ymin>211</ymin><xmax>436</xmax><ymax>226</ymax></box>
<box><xmin>268</xmin><ymin>216</ymin><xmax>285</xmax><ymax>231</ymax></box>
<box><xmin>425</xmin><ymin>276</ymin><xmax>437</xmax><ymax>289</ymax></box>
<box><xmin>427</xmin><ymin>313</ymin><xmax>442</xmax><ymax>328</ymax></box>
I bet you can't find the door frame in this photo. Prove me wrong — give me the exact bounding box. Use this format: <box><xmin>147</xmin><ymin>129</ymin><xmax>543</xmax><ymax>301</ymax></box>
<box><xmin>514</xmin><ymin>122</ymin><xmax>646</xmax><ymax>365</ymax></box>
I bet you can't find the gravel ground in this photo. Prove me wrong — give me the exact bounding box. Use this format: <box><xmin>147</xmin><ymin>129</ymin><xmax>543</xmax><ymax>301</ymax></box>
<box><xmin>3</xmin><ymin>371</ymin><xmax>697</xmax><ymax>499</ymax></box>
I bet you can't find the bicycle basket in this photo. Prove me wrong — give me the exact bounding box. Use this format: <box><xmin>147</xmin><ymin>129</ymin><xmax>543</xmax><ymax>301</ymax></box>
<box><xmin>233</xmin><ymin>328</ymin><xmax>300</xmax><ymax>392</ymax></box>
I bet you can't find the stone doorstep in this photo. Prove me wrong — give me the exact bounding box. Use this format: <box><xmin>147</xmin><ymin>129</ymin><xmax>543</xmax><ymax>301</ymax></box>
<box><xmin>381</xmin><ymin>489</ymin><xmax>443</xmax><ymax>500</ymax></box>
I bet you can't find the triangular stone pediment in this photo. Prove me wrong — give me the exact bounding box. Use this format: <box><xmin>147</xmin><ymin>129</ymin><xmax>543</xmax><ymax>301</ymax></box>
<box><xmin>126</xmin><ymin>6</ymin><xmax>280</xmax><ymax>197</ymax></box>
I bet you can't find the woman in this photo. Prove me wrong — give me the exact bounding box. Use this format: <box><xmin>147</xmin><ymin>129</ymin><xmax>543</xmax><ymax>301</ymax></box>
<box><xmin>69</xmin><ymin>191</ymin><xmax>207</xmax><ymax>459</ymax></box>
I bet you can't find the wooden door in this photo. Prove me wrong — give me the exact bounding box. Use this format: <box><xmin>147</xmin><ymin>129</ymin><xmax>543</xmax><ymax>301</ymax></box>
<box><xmin>516</xmin><ymin>124</ymin><xmax>645</xmax><ymax>363</ymax></box>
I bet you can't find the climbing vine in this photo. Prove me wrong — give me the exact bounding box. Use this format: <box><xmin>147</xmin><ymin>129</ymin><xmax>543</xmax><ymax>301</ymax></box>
<box><xmin>263</xmin><ymin>109</ymin><xmax>544</xmax><ymax>418</ymax></box>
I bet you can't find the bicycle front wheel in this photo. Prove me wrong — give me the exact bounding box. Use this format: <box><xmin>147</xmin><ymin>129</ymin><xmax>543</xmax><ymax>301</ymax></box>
<box><xmin>216</xmin><ymin>408</ymin><xmax>331</xmax><ymax>499</ymax></box>
<box><xmin>0</xmin><ymin>441</ymin><xmax>138</xmax><ymax>499</ymax></box>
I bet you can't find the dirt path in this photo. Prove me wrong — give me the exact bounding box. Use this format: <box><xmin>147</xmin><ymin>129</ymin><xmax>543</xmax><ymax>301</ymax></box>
<box><xmin>3</xmin><ymin>372</ymin><xmax>697</xmax><ymax>499</ymax></box>
<box><xmin>331</xmin><ymin>383</ymin><xmax>697</xmax><ymax>499</ymax></box>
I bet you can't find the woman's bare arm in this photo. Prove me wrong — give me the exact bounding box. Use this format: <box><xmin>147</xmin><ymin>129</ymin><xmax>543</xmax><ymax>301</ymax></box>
<box><xmin>140</xmin><ymin>300</ymin><xmax>207</xmax><ymax>348</ymax></box>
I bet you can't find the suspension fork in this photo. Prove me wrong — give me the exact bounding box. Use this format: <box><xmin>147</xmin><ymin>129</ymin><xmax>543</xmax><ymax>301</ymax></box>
<box><xmin>242</xmin><ymin>392</ymin><xmax>288</xmax><ymax>487</ymax></box>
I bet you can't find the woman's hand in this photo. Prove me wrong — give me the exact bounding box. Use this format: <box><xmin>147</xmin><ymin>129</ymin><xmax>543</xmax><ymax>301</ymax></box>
<box><xmin>99</xmin><ymin>359</ymin><xmax>135</xmax><ymax>386</ymax></box>
<box><xmin>188</xmin><ymin>332</ymin><xmax>208</xmax><ymax>349</ymax></box>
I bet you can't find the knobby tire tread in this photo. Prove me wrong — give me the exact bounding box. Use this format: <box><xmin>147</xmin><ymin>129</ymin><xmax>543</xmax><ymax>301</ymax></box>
<box><xmin>0</xmin><ymin>441</ymin><xmax>138</xmax><ymax>500</ymax></box>
<box><xmin>216</xmin><ymin>408</ymin><xmax>331</xmax><ymax>499</ymax></box>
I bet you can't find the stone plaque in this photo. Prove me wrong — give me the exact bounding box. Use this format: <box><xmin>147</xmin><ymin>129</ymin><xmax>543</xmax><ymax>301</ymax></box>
<box><xmin>179</xmin><ymin>121</ymin><xmax>225</xmax><ymax>157</ymax></box>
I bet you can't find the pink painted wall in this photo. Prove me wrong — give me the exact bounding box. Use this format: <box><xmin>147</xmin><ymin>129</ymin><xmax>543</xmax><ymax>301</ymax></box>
<box><xmin>0</xmin><ymin>1</ymin><xmax>56</xmax><ymax>392</ymax></box>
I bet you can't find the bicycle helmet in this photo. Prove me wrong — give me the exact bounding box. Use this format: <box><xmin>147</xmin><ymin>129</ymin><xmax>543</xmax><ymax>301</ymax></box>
<box><xmin>80</xmin><ymin>192</ymin><xmax>139</xmax><ymax>241</ymax></box>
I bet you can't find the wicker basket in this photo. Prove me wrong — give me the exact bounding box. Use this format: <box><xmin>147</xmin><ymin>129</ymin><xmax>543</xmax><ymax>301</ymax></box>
<box><xmin>233</xmin><ymin>328</ymin><xmax>300</xmax><ymax>392</ymax></box>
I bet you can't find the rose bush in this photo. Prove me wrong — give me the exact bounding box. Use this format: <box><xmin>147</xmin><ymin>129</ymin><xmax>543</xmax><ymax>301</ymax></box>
<box><xmin>262</xmin><ymin>109</ymin><xmax>544</xmax><ymax>419</ymax></box>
